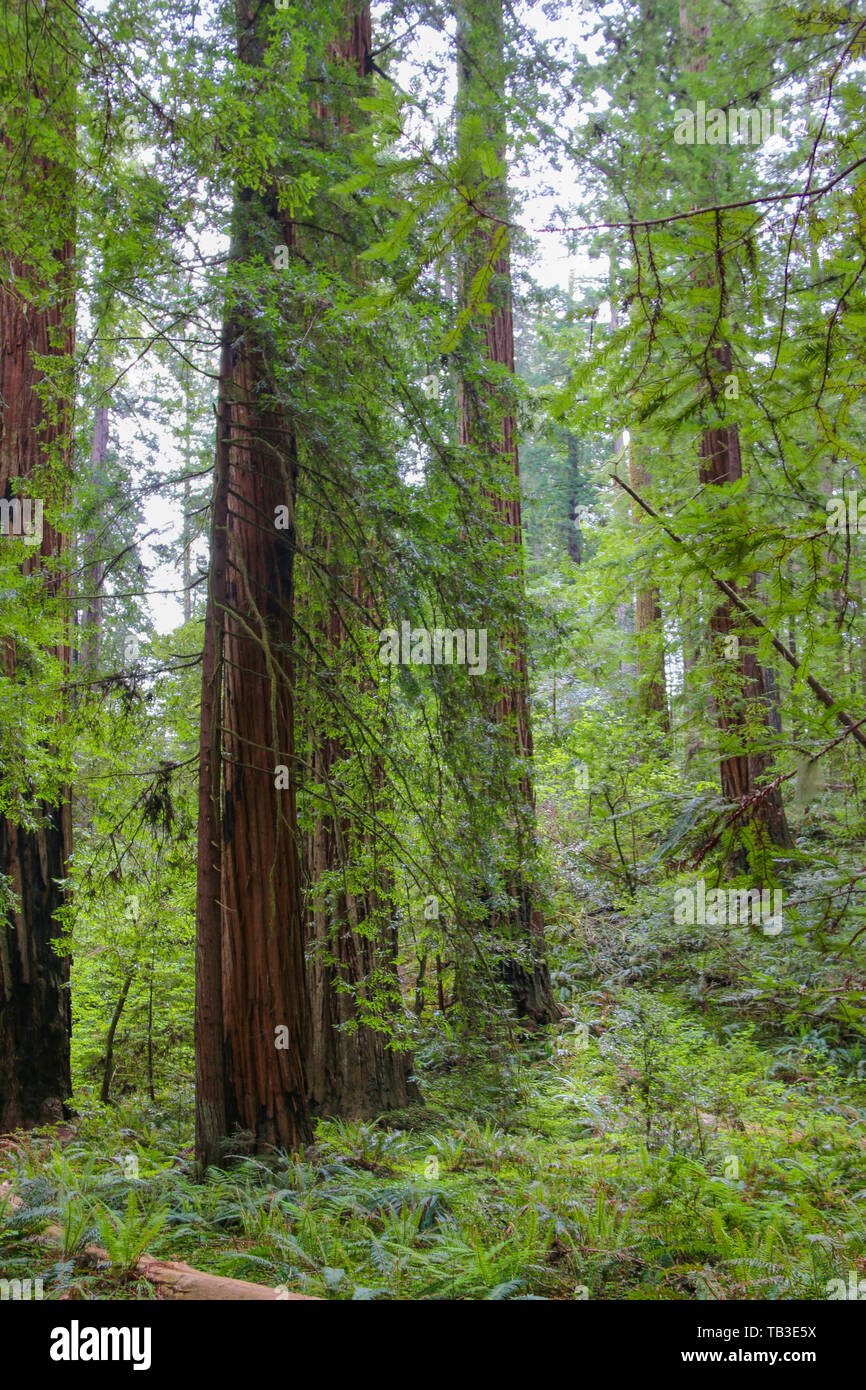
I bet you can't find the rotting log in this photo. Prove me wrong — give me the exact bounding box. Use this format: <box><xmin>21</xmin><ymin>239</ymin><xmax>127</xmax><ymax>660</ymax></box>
<box><xmin>0</xmin><ymin>1184</ymin><xmax>319</xmax><ymax>1300</ymax></box>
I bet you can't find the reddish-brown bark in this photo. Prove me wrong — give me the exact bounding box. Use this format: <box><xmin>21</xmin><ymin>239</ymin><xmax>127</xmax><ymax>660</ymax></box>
<box><xmin>303</xmin><ymin>561</ymin><xmax>416</xmax><ymax>1117</ymax></box>
<box><xmin>0</xmin><ymin>2</ymin><xmax>75</xmax><ymax>1131</ymax></box>
<box><xmin>194</xmin><ymin>325</ymin><xmax>231</xmax><ymax>1169</ymax></box>
<box><xmin>677</xmin><ymin>4</ymin><xmax>792</xmax><ymax>857</ymax></box>
<box><xmin>194</xmin><ymin>0</ymin><xmax>312</xmax><ymax>1161</ymax></box>
<box><xmin>698</xmin><ymin>400</ymin><xmax>793</xmax><ymax>851</ymax></box>
<box><xmin>301</xmin><ymin>4</ymin><xmax>416</xmax><ymax>1115</ymax></box>
<box><xmin>219</xmin><ymin>329</ymin><xmax>310</xmax><ymax>1152</ymax></box>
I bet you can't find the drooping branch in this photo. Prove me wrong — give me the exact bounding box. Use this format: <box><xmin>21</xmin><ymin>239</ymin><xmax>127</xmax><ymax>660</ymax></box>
<box><xmin>611</xmin><ymin>473</ymin><xmax>866</xmax><ymax>754</ymax></box>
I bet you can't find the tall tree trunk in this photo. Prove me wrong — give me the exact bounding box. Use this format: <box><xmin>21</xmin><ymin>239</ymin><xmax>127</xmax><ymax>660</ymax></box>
<box><xmin>303</xmin><ymin>566</ymin><xmax>417</xmax><ymax>1117</ymax></box>
<box><xmin>100</xmin><ymin>970</ymin><xmax>134</xmax><ymax>1105</ymax></box>
<box><xmin>698</xmin><ymin>353</ymin><xmax>793</xmax><ymax>852</ymax></box>
<box><xmin>678</xmin><ymin>3</ymin><xmax>792</xmax><ymax>856</ymax></box>
<box><xmin>0</xmin><ymin>0</ymin><xmax>75</xmax><ymax>1132</ymax></box>
<box><xmin>218</xmin><ymin>297</ymin><xmax>310</xmax><ymax>1153</ymax></box>
<box><xmin>194</xmin><ymin>326</ymin><xmax>230</xmax><ymax>1171</ymax></box>
<box><xmin>627</xmin><ymin>437</ymin><xmax>668</xmax><ymax>725</ymax></box>
<box><xmin>300</xmin><ymin>3</ymin><xmax>416</xmax><ymax>1116</ymax></box>
<box><xmin>194</xmin><ymin>0</ymin><xmax>312</xmax><ymax>1162</ymax></box>
<box><xmin>455</xmin><ymin>0</ymin><xmax>558</xmax><ymax>1025</ymax></box>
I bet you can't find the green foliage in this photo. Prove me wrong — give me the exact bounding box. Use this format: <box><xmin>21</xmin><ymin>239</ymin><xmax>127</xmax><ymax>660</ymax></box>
<box><xmin>2</xmin><ymin>0</ymin><xmax>866</xmax><ymax>1307</ymax></box>
<box><xmin>3</xmin><ymin>928</ymin><xmax>865</xmax><ymax>1299</ymax></box>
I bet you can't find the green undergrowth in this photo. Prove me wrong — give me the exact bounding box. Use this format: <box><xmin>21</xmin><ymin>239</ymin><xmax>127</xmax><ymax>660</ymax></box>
<box><xmin>2</xmin><ymin>935</ymin><xmax>865</xmax><ymax>1299</ymax></box>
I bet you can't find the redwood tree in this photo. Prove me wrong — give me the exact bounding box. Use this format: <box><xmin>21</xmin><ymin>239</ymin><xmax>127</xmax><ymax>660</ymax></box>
<box><xmin>678</xmin><ymin>2</ymin><xmax>793</xmax><ymax>856</ymax></box>
<box><xmin>195</xmin><ymin>0</ymin><xmax>312</xmax><ymax>1164</ymax></box>
<box><xmin>454</xmin><ymin>0</ymin><xmax>558</xmax><ymax>1024</ymax></box>
<box><xmin>697</xmin><ymin>357</ymin><xmax>793</xmax><ymax>851</ymax></box>
<box><xmin>0</xmin><ymin>0</ymin><xmax>76</xmax><ymax>1131</ymax></box>
<box><xmin>300</xmin><ymin>3</ymin><xmax>415</xmax><ymax>1117</ymax></box>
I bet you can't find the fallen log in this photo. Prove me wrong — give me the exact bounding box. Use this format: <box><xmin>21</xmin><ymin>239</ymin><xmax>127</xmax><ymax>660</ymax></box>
<box><xmin>0</xmin><ymin>1184</ymin><xmax>318</xmax><ymax>1300</ymax></box>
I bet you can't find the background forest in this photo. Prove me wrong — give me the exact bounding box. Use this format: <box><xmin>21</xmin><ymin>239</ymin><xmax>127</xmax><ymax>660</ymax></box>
<box><xmin>1</xmin><ymin>0</ymin><xmax>866</xmax><ymax>1306</ymax></box>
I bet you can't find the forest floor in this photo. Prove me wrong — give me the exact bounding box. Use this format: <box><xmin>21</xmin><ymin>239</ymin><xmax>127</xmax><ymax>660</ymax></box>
<box><xmin>2</xmin><ymin>862</ymin><xmax>865</xmax><ymax>1301</ymax></box>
